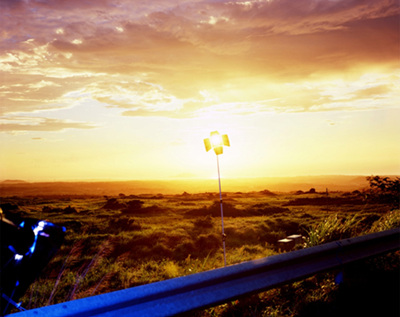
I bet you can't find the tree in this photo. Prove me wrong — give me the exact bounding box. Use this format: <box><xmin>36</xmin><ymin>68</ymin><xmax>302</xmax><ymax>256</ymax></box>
<box><xmin>366</xmin><ymin>176</ymin><xmax>400</xmax><ymax>208</ymax></box>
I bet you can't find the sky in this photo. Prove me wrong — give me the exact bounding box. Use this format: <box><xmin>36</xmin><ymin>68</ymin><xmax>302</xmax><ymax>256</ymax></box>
<box><xmin>1</xmin><ymin>0</ymin><xmax>399</xmax><ymax>182</ymax></box>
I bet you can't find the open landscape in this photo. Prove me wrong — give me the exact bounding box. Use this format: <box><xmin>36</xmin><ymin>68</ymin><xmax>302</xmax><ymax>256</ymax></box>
<box><xmin>1</xmin><ymin>176</ymin><xmax>399</xmax><ymax>316</ymax></box>
<box><xmin>2</xmin><ymin>1</ymin><xmax>399</xmax><ymax>316</ymax></box>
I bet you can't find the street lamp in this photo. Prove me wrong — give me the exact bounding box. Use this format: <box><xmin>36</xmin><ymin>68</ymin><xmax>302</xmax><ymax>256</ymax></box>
<box><xmin>204</xmin><ymin>131</ymin><xmax>230</xmax><ymax>266</ymax></box>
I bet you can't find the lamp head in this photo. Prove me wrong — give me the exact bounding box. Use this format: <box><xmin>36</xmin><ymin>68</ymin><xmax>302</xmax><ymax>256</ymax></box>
<box><xmin>204</xmin><ymin>131</ymin><xmax>230</xmax><ymax>155</ymax></box>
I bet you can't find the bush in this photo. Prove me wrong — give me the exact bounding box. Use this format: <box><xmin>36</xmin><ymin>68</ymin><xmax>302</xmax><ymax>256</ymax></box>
<box><xmin>284</xmin><ymin>197</ymin><xmax>364</xmax><ymax>206</ymax></box>
<box><xmin>195</xmin><ymin>233</ymin><xmax>221</xmax><ymax>254</ymax></box>
<box><xmin>121</xmin><ymin>200</ymin><xmax>144</xmax><ymax>214</ymax></box>
<box><xmin>248</xmin><ymin>205</ymin><xmax>290</xmax><ymax>216</ymax></box>
<box><xmin>152</xmin><ymin>243</ymin><xmax>173</xmax><ymax>259</ymax></box>
<box><xmin>102</xmin><ymin>198</ymin><xmax>125</xmax><ymax>210</ymax></box>
<box><xmin>193</xmin><ymin>215</ymin><xmax>214</xmax><ymax>229</ymax></box>
<box><xmin>62</xmin><ymin>220</ymin><xmax>82</xmax><ymax>233</ymax></box>
<box><xmin>162</xmin><ymin>261</ymin><xmax>180</xmax><ymax>279</ymax></box>
<box><xmin>174</xmin><ymin>241</ymin><xmax>197</xmax><ymax>260</ymax></box>
<box><xmin>225</xmin><ymin>227</ymin><xmax>260</xmax><ymax>248</ymax></box>
<box><xmin>258</xmin><ymin>231</ymin><xmax>286</xmax><ymax>245</ymax></box>
<box><xmin>185</xmin><ymin>201</ymin><xmax>247</xmax><ymax>218</ymax></box>
<box><xmin>108</xmin><ymin>216</ymin><xmax>142</xmax><ymax>233</ymax></box>
<box><xmin>42</xmin><ymin>205</ymin><xmax>77</xmax><ymax>213</ymax></box>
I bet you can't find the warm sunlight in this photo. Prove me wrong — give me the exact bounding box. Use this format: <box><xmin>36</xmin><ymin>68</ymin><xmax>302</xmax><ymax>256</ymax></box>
<box><xmin>1</xmin><ymin>2</ymin><xmax>399</xmax><ymax>313</ymax></box>
<box><xmin>1</xmin><ymin>0</ymin><xmax>399</xmax><ymax>182</ymax></box>
<box><xmin>210</xmin><ymin>132</ymin><xmax>223</xmax><ymax>148</ymax></box>
<box><xmin>205</xmin><ymin>131</ymin><xmax>230</xmax><ymax>156</ymax></box>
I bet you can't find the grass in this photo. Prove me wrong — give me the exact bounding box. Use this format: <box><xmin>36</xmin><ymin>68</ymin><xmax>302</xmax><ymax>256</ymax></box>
<box><xmin>1</xmin><ymin>190</ymin><xmax>399</xmax><ymax>316</ymax></box>
<box><xmin>303</xmin><ymin>214</ymin><xmax>359</xmax><ymax>247</ymax></box>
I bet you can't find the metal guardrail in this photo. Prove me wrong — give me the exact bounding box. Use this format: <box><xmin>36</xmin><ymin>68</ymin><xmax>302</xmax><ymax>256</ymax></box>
<box><xmin>10</xmin><ymin>228</ymin><xmax>400</xmax><ymax>317</ymax></box>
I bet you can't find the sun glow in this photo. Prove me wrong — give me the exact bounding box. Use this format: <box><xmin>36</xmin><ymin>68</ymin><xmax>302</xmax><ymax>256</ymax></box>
<box><xmin>1</xmin><ymin>0</ymin><xmax>399</xmax><ymax>182</ymax></box>
<box><xmin>210</xmin><ymin>132</ymin><xmax>223</xmax><ymax>148</ymax></box>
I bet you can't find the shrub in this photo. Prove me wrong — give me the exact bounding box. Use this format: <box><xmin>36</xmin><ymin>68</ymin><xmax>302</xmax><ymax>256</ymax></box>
<box><xmin>108</xmin><ymin>216</ymin><xmax>141</xmax><ymax>233</ymax></box>
<box><xmin>248</xmin><ymin>205</ymin><xmax>290</xmax><ymax>216</ymax></box>
<box><xmin>102</xmin><ymin>198</ymin><xmax>125</xmax><ymax>210</ymax></box>
<box><xmin>62</xmin><ymin>220</ymin><xmax>82</xmax><ymax>233</ymax></box>
<box><xmin>195</xmin><ymin>233</ymin><xmax>221</xmax><ymax>254</ymax></box>
<box><xmin>225</xmin><ymin>227</ymin><xmax>260</xmax><ymax>248</ymax></box>
<box><xmin>274</xmin><ymin>218</ymin><xmax>300</xmax><ymax>235</ymax></box>
<box><xmin>284</xmin><ymin>197</ymin><xmax>364</xmax><ymax>206</ymax></box>
<box><xmin>0</xmin><ymin>203</ymin><xmax>19</xmax><ymax>213</ymax></box>
<box><xmin>185</xmin><ymin>201</ymin><xmax>246</xmax><ymax>218</ymax></box>
<box><xmin>174</xmin><ymin>241</ymin><xmax>197</xmax><ymax>260</ymax></box>
<box><xmin>241</xmin><ymin>245</ymin><xmax>265</xmax><ymax>255</ymax></box>
<box><xmin>162</xmin><ymin>261</ymin><xmax>180</xmax><ymax>279</ymax></box>
<box><xmin>193</xmin><ymin>215</ymin><xmax>214</xmax><ymax>229</ymax></box>
<box><xmin>258</xmin><ymin>231</ymin><xmax>286</xmax><ymax>245</ymax></box>
<box><xmin>64</xmin><ymin>206</ymin><xmax>78</xmax><ymax>214</ymax></box>
<box><xmin>42</xmin><ymin>205</ymin><xmax>77</xmax><ymax>213</ymax></box>
<box><xmin>259</xmin><ymin>189</ymin><xmax>277</xmax><ymax>196</ymax></box>
<box><xmin>152</xmin><ymin>243</ymin><xmax>173</xmax><ymax>259</ymax></box>
<box><xmin>122</xmin><ymin>200</ymin><xmax>144</xmax><ymax>213</ymax></box>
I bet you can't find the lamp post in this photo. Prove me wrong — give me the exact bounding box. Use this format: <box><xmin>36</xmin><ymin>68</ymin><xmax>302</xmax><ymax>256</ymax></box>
<box><xmin>204</xmin><ymin>131</ymin><xmax>230</xmax><ymax>266</ymax></box>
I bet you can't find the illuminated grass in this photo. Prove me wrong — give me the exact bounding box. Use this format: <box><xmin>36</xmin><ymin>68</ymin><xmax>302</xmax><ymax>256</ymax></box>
<box><xmin>2</xmin><ymin>191</ymin><xmax>398</xmax><ymax>315</ymax></box>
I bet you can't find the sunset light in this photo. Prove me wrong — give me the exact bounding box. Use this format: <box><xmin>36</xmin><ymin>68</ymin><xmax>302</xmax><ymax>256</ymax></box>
<box><xmin>211</xmin><ymin>133</ymin><xmax>223</xmax><ymax>149</ymax></box>
<box><xmin>205</xmin><ymin>131</ymin><xmax>230</xmax><ymax>155</ymax></box>
<box><xmin>1</xmin><ymin>2</ymin><xmax>399</xmax><ymax>311</ymax></box>
<box><xmin>0</xmin><ymin>0</ymin><xmax>399</xmax><ymax>182</ymax></box>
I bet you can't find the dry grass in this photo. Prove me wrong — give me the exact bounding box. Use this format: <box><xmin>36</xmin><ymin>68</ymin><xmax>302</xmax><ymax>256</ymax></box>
<box><xmin>1</xmin><ymin>190</ymin><xmax>398</xmax><ymax>316</ymax></box>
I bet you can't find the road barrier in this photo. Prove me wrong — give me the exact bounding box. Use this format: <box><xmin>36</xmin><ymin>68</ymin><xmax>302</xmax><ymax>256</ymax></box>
<box><xmin>10</xmin><ymin>228</ymin><xmax>400</xmax><ymax>317</ymax></box>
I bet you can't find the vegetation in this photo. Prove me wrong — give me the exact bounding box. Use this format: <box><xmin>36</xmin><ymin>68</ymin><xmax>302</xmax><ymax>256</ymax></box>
<box><xmin>1</xmin><ymin>176</ymin><xmax>399</xmax><ymax>316</ymax></box>
<box><xmin>367</xmin><ymin>175</ymin><xmax>400</xmax><ymax>208</ymax></box>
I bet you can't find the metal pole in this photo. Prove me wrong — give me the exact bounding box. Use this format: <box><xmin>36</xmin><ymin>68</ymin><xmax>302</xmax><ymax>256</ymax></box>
<box><xmin>216</xmin><ymin>155</ymin><xmax>227</xmax><ymax>267</ymax></box>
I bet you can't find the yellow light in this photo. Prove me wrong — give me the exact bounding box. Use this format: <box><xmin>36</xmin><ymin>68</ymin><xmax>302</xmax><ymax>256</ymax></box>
<box><xmin>210</xmin><ymin>131</ymin><xmax>223</xmax><ymax>147</ymax></box>
<box><xmin>204</xmin><ymin>131</ymin><xmax>230</xmax><ymax>156</ymax></box>
<box><xmin>204</xmin><ymin>138</ymin><xmax>212</xmax><ymax>152</ymax></box>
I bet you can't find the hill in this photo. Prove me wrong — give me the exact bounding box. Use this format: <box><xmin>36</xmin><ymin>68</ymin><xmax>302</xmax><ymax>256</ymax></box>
<box><xmin>0</xmin><ymin>175</ymin><xmax>381</xmax><ymax>196</ymax></box>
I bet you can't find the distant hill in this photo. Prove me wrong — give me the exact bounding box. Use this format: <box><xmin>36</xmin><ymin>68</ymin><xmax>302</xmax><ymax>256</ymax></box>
<box><xmin>0</xmin><ymin>175</ymin><xmax>390</xmax><ymax>196</ymax></box>
<box><xmin>1</xmin><ymin>180</ymin><xmax>28</xmax><ymax>184</ymax></box>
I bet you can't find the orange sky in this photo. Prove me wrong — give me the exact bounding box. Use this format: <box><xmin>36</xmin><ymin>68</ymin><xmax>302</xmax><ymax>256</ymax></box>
<box><xmin>1</xmin><ymin>0</ymin><xmax>399</xmax><ymax>181</ymax></box>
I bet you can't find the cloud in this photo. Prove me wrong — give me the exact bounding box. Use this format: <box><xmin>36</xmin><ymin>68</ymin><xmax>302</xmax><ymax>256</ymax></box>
<box><xmin>0</xmin><ymin>75</ymin><xmax>96</xmax><ymax>116</ymax></box>
<box><xmin>225</xmin><ymin>0</ymin><xmax>399</xmax><ymax>34</ymax></box>
<box><xmin>0</xmin><ymin>117</ymin><xmax>96</xmax><ymax>133</ymax></box>
<box><xmin>1</xmin><ymin>0</ymin><xmax>399</xmax><ymax>120</ymax></box>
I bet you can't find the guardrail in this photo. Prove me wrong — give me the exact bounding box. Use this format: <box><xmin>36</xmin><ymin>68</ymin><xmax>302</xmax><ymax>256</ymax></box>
<box><xmin>10</xmin><ymin>228</ymin><xmax>400</xmax><ymax>317</ymax></box>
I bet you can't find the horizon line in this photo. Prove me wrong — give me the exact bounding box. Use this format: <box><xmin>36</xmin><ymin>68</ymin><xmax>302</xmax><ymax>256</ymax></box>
<box><xmin>2</xmin><ymin>174</ymin><xmax>399</xmax><ymax>184</ymax></box>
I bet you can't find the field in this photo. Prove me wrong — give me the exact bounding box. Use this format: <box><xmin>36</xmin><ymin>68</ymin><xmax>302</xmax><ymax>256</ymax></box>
<box><xmin>1</xmin><ymin>178</ymin><xmax>399</xmax><ymax>316</ymax></box>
